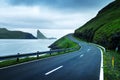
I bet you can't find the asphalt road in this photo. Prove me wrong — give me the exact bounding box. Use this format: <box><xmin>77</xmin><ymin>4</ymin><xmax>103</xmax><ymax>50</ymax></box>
<box><xmin>0</xmin><ymin>34</ymin><xmax>101</xmax><ymax>80</ymax></box>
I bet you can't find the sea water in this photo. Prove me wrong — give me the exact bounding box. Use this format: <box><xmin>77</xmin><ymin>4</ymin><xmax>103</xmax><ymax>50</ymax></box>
<box><xmin>0</xmin><ymin>29</ymin><xmax>74</xmax><ymax>56</ymax></box>
<box><xmin>0</xmin><ymin>39</ymin><xmax>56</xmax><ymax>56</ymax></box>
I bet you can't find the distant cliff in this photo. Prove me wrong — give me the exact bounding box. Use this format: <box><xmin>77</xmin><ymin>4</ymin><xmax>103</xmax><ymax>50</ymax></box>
<box><xmin>37</xmin><ymin>30</ymin><xmax>47</xmax><ymax>39</ymax></box>
<box><xmin>0</xmin><ymin>28</ymin><xmax>36</xmax><ymax>39</ymax></box>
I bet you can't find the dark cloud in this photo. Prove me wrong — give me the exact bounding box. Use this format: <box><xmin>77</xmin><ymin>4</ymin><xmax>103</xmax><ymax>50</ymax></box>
<box><xmin>0</xmin><ymin>17</ymin><xmax>54</xmax><ymax>29</ymax></box>
<box><xmin>0</xmin><ymin>0</ymin><xmax>113</xmax><ymax>29</ymax></box>
<box><xmin>7</xmin><ymin>0</ymin><xmax>113</xmax><ymax>11</ymax></box>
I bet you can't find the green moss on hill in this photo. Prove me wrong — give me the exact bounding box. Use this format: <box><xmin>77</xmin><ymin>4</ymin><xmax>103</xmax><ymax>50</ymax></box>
<box><xmin>74</xmin><ymin>0</ymin><xmax>120</xmax><ymax>52</ymax></box>
<box><xmin>49</xmin><ymin>35</ymin><xmax>78</xmax><ymax>49</ymax></box>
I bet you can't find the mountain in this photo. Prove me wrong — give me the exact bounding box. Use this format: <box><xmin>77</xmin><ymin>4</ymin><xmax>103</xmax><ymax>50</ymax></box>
<box><xmin>74</xmin><ymin>0</ymin><xmax>120</xmax><ymax>52</ymax></box>
<box><xmin>37</xmin><ymin>30</ymin><xmax>47</xmax><ymax>39</ymax></box>
<box><xmin>0</xmin><ymin>28</ymin><xmax>36</xmax><ymax>39</ymax></box>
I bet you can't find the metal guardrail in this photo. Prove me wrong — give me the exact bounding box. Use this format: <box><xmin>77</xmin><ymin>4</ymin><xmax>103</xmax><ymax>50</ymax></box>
<box><xmin>0</xmin><ymin>47</ymin><xmax>79</xmax><ymax>62</ymax></box>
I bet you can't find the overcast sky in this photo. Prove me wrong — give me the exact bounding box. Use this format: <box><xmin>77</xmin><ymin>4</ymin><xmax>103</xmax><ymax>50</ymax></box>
<box><xmin>0</xmin><ymin>0</ymin><xmax>114</xmax><ymax>29</ymax></box>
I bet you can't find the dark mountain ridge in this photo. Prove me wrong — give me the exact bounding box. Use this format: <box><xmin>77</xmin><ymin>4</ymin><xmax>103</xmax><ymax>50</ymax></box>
<box><xmin>0</xmin><ymin>28</ymin><xmax>36</xmax><ymax>39</ymax></box>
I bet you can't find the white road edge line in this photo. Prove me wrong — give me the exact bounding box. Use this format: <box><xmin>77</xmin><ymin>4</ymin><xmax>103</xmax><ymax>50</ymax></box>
<box><xmin>87</xmin><ymin>49</ymin><xmax>90</xmax><ymax>52</ymax></box>
<box><xmin>80</xmin><ymin>54</ymin><xmax>84</xmax><ymax>58</ymax></box>
<box><xmin>45</xmin><ymin>66</ymin><xmax>63</xmax><ymax>76</ymax></box>
<box><xmin>99</xmin><ymin>48</ymin><xmax>104</xmax><ymax>80</ymax></box>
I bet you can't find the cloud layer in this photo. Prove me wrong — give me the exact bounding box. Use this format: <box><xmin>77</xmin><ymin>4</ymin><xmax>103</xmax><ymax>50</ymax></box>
<box><xmin>0</xmin><ymin>0</ymin><xmax>113</xmax><ymax>29</ymax></box>
<box><xmin>8</xmin><ymin>0</ymin><xmax>112</xmax><ymax>10</ymax></box>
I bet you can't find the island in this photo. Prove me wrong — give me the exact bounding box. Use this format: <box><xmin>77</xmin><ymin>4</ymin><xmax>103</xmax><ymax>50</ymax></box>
<box><xmin>0</xmin><ymin>28</ymin><xmax>36</xmax><ymax>39</ymax></box>
<box><xmin>37</xmin><ymin>30</ymin><xmax>47</xmax><ymax>39</ymax></box>
<box><xmin>37</xmin><ymin>30</ymin><xmax>56</xmax><ymax>39</ymax></box>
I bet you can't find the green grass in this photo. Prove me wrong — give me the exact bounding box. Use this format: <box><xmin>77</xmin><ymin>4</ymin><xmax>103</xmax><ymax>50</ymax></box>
<box><xmin>74</xmin><ymin>0</ymin><xmax>120</xmax><ymax>51</ymax></box>
<box><xmin>0</xmin><ymin>46</ymin><xmax>80</xmax><ymax>68</ymax></box>
<box><xmin>104</xmin><ymin>50</ymin><xmax>120</xmax><ymax>80</ymax></box>
<box><xmin>49</xmin><ymin>35</ymin><xmax>79</xmax><ymax>49</ymax></box>
<box><xmin>0</xmin><ymin>57</ymin><xmax>37</xmax><ymax>68</ymax></box>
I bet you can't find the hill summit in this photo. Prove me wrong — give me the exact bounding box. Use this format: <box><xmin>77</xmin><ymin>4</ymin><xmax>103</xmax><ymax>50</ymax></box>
<box><xmin>74</xmin><ymin>0</ymin><xmax>120</xmax><ymax>52</ymax></box>
<box><xmin>37</xmin><ymin>30</ymin><xmax>47</xmax><ymax>39</ymax></box>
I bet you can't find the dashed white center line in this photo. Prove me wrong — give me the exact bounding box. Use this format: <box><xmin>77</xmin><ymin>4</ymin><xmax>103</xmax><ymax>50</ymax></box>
<box><xmin>45</xmin><ymin>66</ymin><xmax>63</xmax><ymax>75</ymax></box>
<box><xmin>80</xmin><ymin>54</ymin><xmax>84</xmax><ymax>58</ymax></box>
<box><xmin>87</xmin><ymin>49</ymin><xmax>91</xmax><ymax>52</ymax></box>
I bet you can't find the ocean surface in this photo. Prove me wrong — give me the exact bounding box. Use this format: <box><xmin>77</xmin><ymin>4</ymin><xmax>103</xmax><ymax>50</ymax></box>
<box><xmin>0</xmin><ymin>39</ymin><xmax>56</xmax><ymax>56</ymax></box>
<box><xmin>0</xmin><ymin>29</ymin><xmax>74</xmax><ymax>56</ymax></box>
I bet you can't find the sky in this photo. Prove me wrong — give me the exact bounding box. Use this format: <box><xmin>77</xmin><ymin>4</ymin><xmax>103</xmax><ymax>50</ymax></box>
<box><xmin>0</xmin><ymin>0</ymin><xmax>114</xmax><ymax>30</ymax></box>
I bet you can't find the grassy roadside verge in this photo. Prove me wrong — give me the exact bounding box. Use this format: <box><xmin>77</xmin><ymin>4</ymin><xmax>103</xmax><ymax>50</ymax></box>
<box><xmin>49</xmin><ymin>35</ymin><xmax>79</xmax><ymax>49</ymax></box>
<box><xmin>104</xmin><ymin>50</ymin><xmax>120</xmax><ymax>80</ymax></box>
<box><xmin>0</xmin><ymin>51</ymin><xmax>74</xmax><ymax>68</ymax></box>
<box><xmin>0</xmin><ymin>36</ymin><xmax>80</xmax><ymax>68</ymax></box>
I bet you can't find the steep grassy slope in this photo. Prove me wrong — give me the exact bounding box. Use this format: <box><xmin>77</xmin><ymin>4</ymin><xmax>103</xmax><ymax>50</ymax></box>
<box><xmin>49</xmin><ymin>35</ymin><xmax>78</xmax><ymax>49</ymax></box>
<box><xmin>0</xmin><ymin>28</ymin><xmax>36</xmax><ymax>39</ymax></box>
<box><xmin>74</xmin><ymin>0</ymin><xmax>120</xmax><ymax>52</ymax></box>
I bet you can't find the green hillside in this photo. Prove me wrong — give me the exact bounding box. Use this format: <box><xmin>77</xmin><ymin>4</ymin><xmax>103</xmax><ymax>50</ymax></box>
<box><xmin>74</xmin><ymin>0</ymin><xmax>120</xmax><ymax>52</ymax></box>
<box><xmin>0</xmin><ymin>28</ymin><xmax>36</xmax><ymax>39</ymax></box>
<box><xmin>49</xmin><ymin>35</ymin><xmax>78</xmax><ymax>50</ymax></box>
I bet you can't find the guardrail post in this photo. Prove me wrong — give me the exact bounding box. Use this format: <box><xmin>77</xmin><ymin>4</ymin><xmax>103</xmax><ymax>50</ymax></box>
<box><xmin>17</xmin><ymin>53</ymin><xmax>20</xmax><ymax>62</ymax></box>
<box><xmin>50</xmin><ymin>51</ymin><xmax>52</xmax><ymax>55</ymax></box>
<box><xmin>1</xmin><ymin>47</ymin><xmax>79</xmax><ymax>62</ymax></box>
<box><xmin>64</xmin><ymin>49</ymin><xmax>67</xmax><ymax>53</ymax></box>
<box><xmin>50</xmin><ymin>49</ymin><xmax>52</xmax><ymax>55</ymax></box>
<box><xmin>64</xmin><ymin>49</ymin><xmax>66</xmax><ymax>53</ymax></box>
<box><xmin>66</xmin><ymin>49</ymin><xmax>68</xmax><ymax>53</ymax></box>
<box><xmin>37</xmin><ymin>51</ymin><xmax>39</xmax><ymax>59</ymax></box>
<box><xmin>63</xmin><ymin>50</ymin><xmax>64</xmax><ymax>53</ymax></box>
<box><xmin>69</xmin><ymin>48</ymin><xmax>71</xmax><ymax>52</ymax></box>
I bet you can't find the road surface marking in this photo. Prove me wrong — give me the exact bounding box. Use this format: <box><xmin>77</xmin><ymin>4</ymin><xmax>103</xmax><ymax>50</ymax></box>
<box><xmin>99</xmin><ymin>48</ymin><xmax>104</xmax><ymax>80</ymax></box>
<box><xmin>87</xmin><ymin>49</ymin><xmax>90</xmax><ymax>52</ymax></box>
<box><xmin>45</xmin><ymin>66</ymin><xmax>63</xmax><ymax>75</ymax></box>
<box><xmin>80</xmin><ymin>54</ymin><xmax>84</xmax><ymax>58</ymax></box>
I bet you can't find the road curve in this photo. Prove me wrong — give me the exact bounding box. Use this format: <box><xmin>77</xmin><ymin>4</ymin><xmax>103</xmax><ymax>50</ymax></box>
<box><xmin>0</xmin><ymin>34</ymin><xmax>101</xmax><ymax>80</ymax></box>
